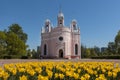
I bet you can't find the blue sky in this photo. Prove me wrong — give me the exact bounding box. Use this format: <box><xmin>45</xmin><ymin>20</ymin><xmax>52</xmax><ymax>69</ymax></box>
<box><xmin>0</xmin><ymin>0</ymin><xmax>120</xmax><ymax>49</ymax></box>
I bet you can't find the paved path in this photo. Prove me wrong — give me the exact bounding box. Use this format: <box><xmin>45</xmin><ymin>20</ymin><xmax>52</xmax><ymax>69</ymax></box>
<box><xmin>0</xmin><ymin>59</ymin><xmax>120</xmax><ymax>66</ymax></box>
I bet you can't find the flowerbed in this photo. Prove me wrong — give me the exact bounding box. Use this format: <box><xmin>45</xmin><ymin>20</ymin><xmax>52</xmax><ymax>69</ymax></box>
<box><xmin>0</xmin><ymin>61</ymin><xmax>120</xmax><ymax>80</ymax></box>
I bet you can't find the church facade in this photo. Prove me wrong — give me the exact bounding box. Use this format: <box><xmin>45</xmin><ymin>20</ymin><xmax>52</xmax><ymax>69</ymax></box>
<box><xmin>41</xmin><ymin>11</ymin><xmax>81</xmax><ymax>59</ymax></box>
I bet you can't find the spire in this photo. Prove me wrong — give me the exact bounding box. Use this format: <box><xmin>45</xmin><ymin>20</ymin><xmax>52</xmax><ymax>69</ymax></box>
<box><xmin>57</xmin><ymin>5</ymin><xmax>64</xmax><ymax>27</ymax></box>
<box><xmin>59</xmin><ymin>4</ymin><xmax>62</xmax><ymax>13</ymax></box>
<box><xmin>58</xmin><ymin>4</ymin><xmax>64</xmax><ymax>18</ymax></box>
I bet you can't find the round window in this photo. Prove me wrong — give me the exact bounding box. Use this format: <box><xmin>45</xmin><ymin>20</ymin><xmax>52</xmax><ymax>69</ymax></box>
<box><xmin>59</xmin><ymin>36</ymin><xmax>63</xmax><ymax>41</ymax></box>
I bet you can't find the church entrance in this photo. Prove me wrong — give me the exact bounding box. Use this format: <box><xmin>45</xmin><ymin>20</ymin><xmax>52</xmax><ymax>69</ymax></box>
<box><xmin>59</xmin><ymin>49</ymin><xmax>63</xmax><ymax>58</ymax></box>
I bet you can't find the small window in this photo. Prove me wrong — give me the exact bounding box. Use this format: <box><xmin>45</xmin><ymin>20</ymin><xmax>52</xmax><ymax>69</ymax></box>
<box><xmin>45</xmin><ymin>26</ymin><xmax>49</xmax><ymax>32</ymax></box>
<box><xmin>73</xmin><ymin>25</ymin><xmax>76</xmax><ymax>27</ymax></box>
<box><xmin>46</xmin><ymin>25</ymin><xmax>48</xmax><ymax>27</ymax></box>
<box><xmin>60</xmin><ymin>20</ymin><xmax>62</xmax><ymax>24</ymax></box>
<box><xmin>59</xmin><ymin>36</ymin><xmax>63</xmax><ymax>41</ymax></box>
<box><xmin>73</xmin><ymin>25</ymin><xmax>77</xmax><ymax>30</ymax></box>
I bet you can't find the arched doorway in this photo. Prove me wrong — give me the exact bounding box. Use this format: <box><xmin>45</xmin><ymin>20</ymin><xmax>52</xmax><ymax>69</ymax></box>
<box><xmin>59</xmin><ymin>49</ymin><xmax>63</xmax><ymax>58</ymax></box>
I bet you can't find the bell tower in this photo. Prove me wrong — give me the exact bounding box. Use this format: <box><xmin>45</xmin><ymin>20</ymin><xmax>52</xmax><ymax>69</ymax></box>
<box><xmin>71</xmin><ymin>19</ymin><xmax>78</xmax><ymax>32</ymax></box>
<box><xmin>44</xmin><ymin>19</ymin><xmax>51</xmax><ymax>32</ymax></box>
<box><xmin>57</xmin><ymin>11</ymin><xmax>64</xmax><ymax>27</ymax></box>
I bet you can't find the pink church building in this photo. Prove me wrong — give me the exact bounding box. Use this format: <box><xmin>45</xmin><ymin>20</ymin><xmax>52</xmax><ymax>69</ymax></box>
<box><xmin>41</xmin><ymin>11</ymin><xmax>81</xmax><ymax>59</ymax></box>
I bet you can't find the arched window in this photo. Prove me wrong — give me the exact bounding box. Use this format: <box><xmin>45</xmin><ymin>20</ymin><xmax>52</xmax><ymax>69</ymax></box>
<box><xmin>73</xmin><ymin>25</ymin><xmax>77</xmax><ymax>30</ymax></box>
<box><xmin>44</xmin><ymin>44</ymin><xmax>47</xmax><ymax>55</ymax></box>
<box><xmin>75</xmin><ymin>44</ymin><xmax>78</xmax><ymax>55</ymax></box>
<box><xmin>59</xmin><ymin>20</ymin><xmax>62</xmax><ymax>24</ymax></box>
<box><xmin>45</xmin><ymin>26</ymin><xmax>49</xmax><ymax>32</ymax></box>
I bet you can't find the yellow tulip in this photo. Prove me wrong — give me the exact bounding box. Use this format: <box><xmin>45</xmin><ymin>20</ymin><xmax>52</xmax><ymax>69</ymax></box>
<box><xmin>19</xmin><ymin>75</ymin><xmax>27</xmax><ymax>80</ymax></box>
<box><xmin>108</xmin><ymin>71</ymin><xmax>112</xmax><ymax>77</ymax></box>
<box><xmin>2</xmin><ymin>72</ymin><xmax>9</xmax><ymax>80</ymax></box>
<box><xmin>59</xmin><ymin>73</ymin><xmax>64</xmax><ymax>79</ymax></box>
<box><xmin>113</xmin><ymin>72</ymin><xmax>117</xmax><ymax>78</ymax></box>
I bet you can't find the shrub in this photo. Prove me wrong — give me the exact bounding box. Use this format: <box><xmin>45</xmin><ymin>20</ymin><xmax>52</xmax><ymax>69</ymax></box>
<box><xmin>3</xmin><ymin>56</ymin><xmax>11</xmax><ymax>59</ymax></box>
<box><xmin>91</xmin><ymin>55</ymin><xmax>120</xmax><ymax>59</ymax></box>
<box><xmin>21</xmin><ymin>56</ymin><xmax>28</xmax><ymax>59</ymax></box>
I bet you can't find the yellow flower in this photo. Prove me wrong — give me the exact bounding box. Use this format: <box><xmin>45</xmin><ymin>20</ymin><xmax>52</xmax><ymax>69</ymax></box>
<box><xmin>77</xmin><ymin>69</ymin><xmax>81</xmax><ymax>73</ymax></box>
<box><xmin>80</xmin><ymin>76</ymin><xmax>86</xmax><ymax>80</ymax></box>
<box><xmin>1</xmin><ymin>61</ymin><xmax>120</xmax><ymax>80</ymax></box>
<box><xmin>27</xmin><ymin>69</ymin><xmax>35</xmax><ymax>76</ymax></box>
<box><xmin>66</xmin><ymin>71</ymin><xmax>73</xmax><ymax>77</ymax></box>
<box><xmin>94</xmin><ymin>71</ymin><xmax>97</xmax><ymax>75</ymax></box>
<box><xmin>55</xmin><ymin>73</ymin><xmax>59</xmax><ymax>78</ymax></box>
<box><xmin>2</xmin><ymin>72</ymin><xmax>9</xmax><ymax>80</ymax></box>
<box><xmin>12</xmin><ymin>68</ymin><xmax>17</xmax><ymax>75</ymax></box>
<box><xmin>98</xmin><ymin>74</ymin><xmax>107</xmax><ymax>80</ymax></box>
<box><xmin>108</xmin><ymin>71</ymin><xmax>112</xmax><ymax>77</ymax></box>
<box><xmin>112</xmin><ymin>72</ymin><xmax>117</xmax><ymax>78</ymax></box>
<box><xmin>46</xmin><ymin>70</ymin><xmax>53</xmax><ymax>78</ymax></box>
<box><xmin>35</xmin><ymin>68</ymin><xmax>42</xmax><ymax>73</ymax></box>
<box><xmin>59</xmin><ymin>73</ymin><xmax>64</xmax><ymax>79</ymax></box>
<box><xmin>115</xmin><ymin>63</ymin><xmax>119</xmax><ymax>68</ymax></box>
<box><xmin>84</xmin><ymin>74</ymin><xmax>90</xmax><ymax>80</ymax></box>
<box><xmin>95</xmin><ymin>78</ymin><xmax>99</xmax><ymax>80</ymax></box>
<box><xmin>73</xmin><ymin>73</ymin><xmax>79</xmax><ymax>79</ymax></box>
<box><xmin>38</xmin><ymin>75</ymin><xmax>48</xmax><ymax>80</ymax></box>
<box><xmin>19</xmin><ymin>75</ymin><xmax>27</xmax><ymax>80</ymax></box>
<box><xmin>0</xmin><ymin>70</ymin><xmax>4</xmax><ymax>78</ymax></box>
<box><xmin>102</xmin><ymin>69</ymin><xmax>106</xmax><ymax>73</ymax></box>
<box><xmin>38</xmin><ymin>75</ymin><xmax>44</xmax><ymax>80</ymax></box>
<box><xmin>18</xmin><ymin>68</ymin><xmax>25</xmax><ymax>73</ymax></box>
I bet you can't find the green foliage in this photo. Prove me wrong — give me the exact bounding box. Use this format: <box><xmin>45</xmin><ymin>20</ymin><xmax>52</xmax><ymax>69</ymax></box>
<box><xmin>21</xmin><ymin>56</ymin><xmax>28</xmax><ymax>59</ymax></box>
<box><xmin>91</xmin><ymin>55</ymin><xmax>120</xmax><ymax>59</ymax></box>
<box><xmin>31</xmin><ymin>49</ymin><xmax>38</xmax><ymax>59</ymax></box>
<box><xmin>115</xmin><ymin>30</ymin><xmax>120</xmax><ymax>53</ymax></box>
<box><xmin>90</xmin><ymin>48</ymin><xmax>97</xmax><ymax>56</ymax></box>
<box><xmin>85</xmin><ymin>49</ymin><xmax>91</xmax><ymax>57</ymax></box>
<box><xmin>115</xmin><ymin>30</ymin><xmax>120</xmax><ymax>45</ymax></box>
<box><xmin>26</xmin><ymin>49</ymin><xmax>39</xmax><ymax>59</ymax></box>
<box><xmin>27</xmin><ymin>49</ymin><xmax>32</xmax><ymax>57</ymax></box>
<box><xmin>81</xmin><ymin>45</ymin><xmax>99</xmax><ymax>58</ymax></box>
<box><xmin>0</xmin><ymin>23</ymin><xmax>28</xmax><ymax>59</ymax></box>
<box><xmin>81</xmin><ymin>45</ymin><xmax>86</xmax><ymax>58</ymax></box>
<box><xmin>106</xmin><ymin>30</ymin><xmax>120</xmax><ymax>55</ymax></box>
<box><xmin>8</xmin><ymin>24</ymin><xmax>28</xmax><ymax>43</ymax></box>
<box><xmin>0</xmin><ymin>31</ymin><xmax>7</xmax><ymax>55</ymax></box>
<box><xmin>6</xmin><ymin>32</ymin><xmax>27</xmax><ymax>56</ymax></box>
<box><xmin>107</xmin><ymin>42</ymin><xmax>116</xmax><ymax>54</ymax></box>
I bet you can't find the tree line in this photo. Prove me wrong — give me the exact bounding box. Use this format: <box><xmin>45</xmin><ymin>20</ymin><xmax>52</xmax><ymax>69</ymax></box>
<box><xmin>81</xmin><ymin>30</ymin><xmax>120</xmax><ymax>58</ymax></box>
<box><xmin>0</xmin><ymin>24</ymin><xmax>38</xmax><ymax>59</ymax></box>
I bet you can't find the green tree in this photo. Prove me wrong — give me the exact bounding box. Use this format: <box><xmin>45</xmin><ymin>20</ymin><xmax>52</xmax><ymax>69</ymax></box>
<box><xmin>115</xmin><ymin>30</ymin><xmax>120</xmax><ymax>54</ymax></box>
<box><xmin>107</xmin><ymin>42</ymin><xmax>116</xmax><ymax>54</ymax></box>
<box><xmin>94</xmin><ymin>46</ymin><xmax>100</xmax><ymax>55</ymax></box>
<box><xmin>90</xmin><ymin>48</ymin><xmax>97</xmax><ymax>56</ymax></box>
<box><xmin>6</xmin><ymin>32</ymin><xmax>27</xmax><ymax>57</ymax></box>
<box><xmin>0</xmin><ymin>31</ymin><xmax>7</xmax><ymax>56</ymax></box>
<box><xmin>8</xmin><ymin>24</ymin><xmax>28</xmax><ymax>43</ymax></box>
<box><xmin>85</xmin><ymin>48</ymin><xmax>91</xmax><ymax>58</ymax></box>
<box><xmin>0</xmin><ymin>24</ymin><xmax>28</xmax><ymax>58</ymax></box>
<box><xmin>31</xmin><ymin>49</ymin><xmax>38</xmax><ymax>58</ymax></box>
<box><xmin>81</xmin><ymin>45</ymin><xmax>86</xmax><ymax>58</ymax></box>
<box><xmin>27</xmin><ymin>49</ymin><xmax>32</xmax><ymax>57</ymax></box>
